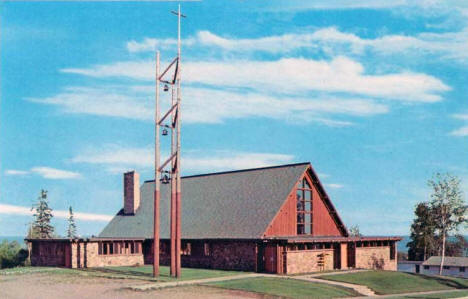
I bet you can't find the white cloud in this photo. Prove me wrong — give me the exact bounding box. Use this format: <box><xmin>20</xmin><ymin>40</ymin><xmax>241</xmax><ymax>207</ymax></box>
<box><xmin>325</xmin><ymin>183</ymin><xmax>344</xmax><ymax>189</ymax></box>
<box><xmin>126</xmin><ymin>37</ymin><xmax>196</xmax><ymax>53</ymax></box>
<box><xmin>29</xmin><ymin>85</ymin><xmax>388</xmax><ymax>126</ymax></box>
<box><xmin>71</xmin><ymin>145</ymin><xmax>295</xmax><ymax>174</ymax></box>
<box><xmin>61</xmin><ymin>57</ymin><xmax>449</xmax><ymax>102</ymax></box>
<box><xmin>453</xmin><ymin>113</ymin><xmax>468</xmax><ymax>120</ymax></box>
<box><xmin>27</xmin><ymin>86</ymin><xmax>152</xmax><ymax>121</ymax></box>
<box><xmin>0</xmin><ymin>204</ymin><xmax>112</xmax><ymax>222</ymax></box>
<box><xmin>71</xmin><ymin>145</ymin><xmax>154</xmax><ymax>167</ymax></box>
<box><xmin>450</xmin><ymin>126</ymin><xmax>468</xmax><ymax>137</ymax></box>
<box><xmin>4</xmin><ymin>167</ymin><xmax>81</xmax><ymax>179</ymax></box>
<box><xmin>5</xmin><ymin>170</ymin><xmax>29</xmax><ymax>176</ymax></box>
<box><xmin>450</xmin><ymin>113</ymin><xmax>468</xmax><ymax>137</ymax></box>
<box><xmin>31</xmin><ymin>167</ymin><xmax>81</xmax><ymax>179</ymax></box>
<box><xmin>127</xmin><ymin>27</ymin><xmax>468</xmax><ymax>62</ymax></box>
<box><xmin>183</xmin><ymin>151</ymin><xmax>295</xmax><ymax>172</ymax></box>
<box><xmin>183</xmin><ymin>58</ymin><xmax>448</xmax><ymax>102</ymax></box>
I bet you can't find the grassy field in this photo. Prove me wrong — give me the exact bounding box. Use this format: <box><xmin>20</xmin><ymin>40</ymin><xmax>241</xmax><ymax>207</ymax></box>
<box><xmin>319</xmin><ymin>271</ymin><xmax>468</xmax><ymax>295</ymax></box>
<box><xmin>396</xmin><ymin>290</ymin><xmax>468</xmax><ymax>298</ymax></box>
<box><xmin>0</xmin><ymin>265</ymin><xmax>247</xmax><ymax>282</ymax></box>
<box><xmin>206</xmin><ymin>277</ymin><xmax>359</xmax><ymax>299</ymax></box>
<box><xmin>92</xmin><ymin>265</ymin><xmax>247</xmax><ymax>281</ymax></box>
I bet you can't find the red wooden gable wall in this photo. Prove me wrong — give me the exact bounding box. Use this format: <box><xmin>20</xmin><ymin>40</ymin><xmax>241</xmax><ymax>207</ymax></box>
<box><xmin>263</xmin><ymin>167</ymin><xmax>344</xmax><ymax>237</ymax></box>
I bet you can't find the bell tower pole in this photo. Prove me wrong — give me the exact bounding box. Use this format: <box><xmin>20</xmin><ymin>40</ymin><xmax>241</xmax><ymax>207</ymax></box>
<box><xmin>153</xmin><ymin>4</ymin><xmax>185</xmax><ymax>278</ymax></box>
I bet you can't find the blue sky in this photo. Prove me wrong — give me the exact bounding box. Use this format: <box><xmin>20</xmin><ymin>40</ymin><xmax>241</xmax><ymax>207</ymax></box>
<box><xmin>1</xmin><ymin>0</ymin><xmax>467</xmax><ymax>237</ymax></box>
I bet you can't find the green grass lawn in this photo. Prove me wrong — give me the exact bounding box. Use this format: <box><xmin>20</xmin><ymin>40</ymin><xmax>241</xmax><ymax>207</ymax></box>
<box><xmin>1</xmin><ymin>265</ymin><xmax>247</xmax><ymax>282</ymax></box>
<box><xmin>390</xmin><ymin>290</ymin><xmax>468</xmax><ymax>299</ymax></box>
<box><xmin>206</xmin><ymin>277</ymin><xmax>359</xmax><ymax>299</ymax></box>
<box><xmin>319</xmin><ymin>271</ymin><xmax>468</xmax><ymax>295</ymax></box>
<box><xmin>90</xmin><ymin>265</ymin><xmax>247</xmax><ymax>281</ymax></box>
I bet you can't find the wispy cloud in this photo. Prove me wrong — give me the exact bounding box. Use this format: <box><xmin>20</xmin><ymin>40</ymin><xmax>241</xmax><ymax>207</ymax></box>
<box><xmin>61</xmin><ymin>57</ymin><xmax>449</xmax><ymax>103</ymax></box>
<box><xmin>29</xmin><ymin>85</ymin><xmax>388</xmax><ymax>126</ymax></box>
<box><xmin>450</xmin><ymin>113</ymin><xmax>468</xmax><ymax>137</ymax></box>
<box><xmin>71</xmin><ymin>145</ymin><xmax>295</xmax><ymax>174</ymax></box>
<box><xmin>325</xmin><ymin>183</ymin><xmax>344</xmax><ymax>189</ymax></box>
<box><xmin>4</xmin><ymin>167</ymin><xmax>81</xmax><ymax>179</ymax></box>
<box><xmin>27</xmin><ymin>86</ymin><xmax>152</xmax><ymax>121</ymax></box>
<box><xmin>183</xmin><ymin>151</ymin><xmax>295</xmax><ymax>172</ymax></box>
<box><xmin>127</xmin><ymin>27</ymin><xmax>468</xmax><ymax>62</ymax></box>
<box><xmin>5</xmin><ymin>170</ymin><xmax>29</xmax><ymax>176</ymax></box>
<box><xmin>0</xmin><ymin>204</ymin><xmax>112</xmax><ymax>222</ymax></box>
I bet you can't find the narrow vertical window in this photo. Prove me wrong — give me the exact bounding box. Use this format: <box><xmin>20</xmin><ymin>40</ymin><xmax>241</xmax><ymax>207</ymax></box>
<box><xmin>297</xmin><ymin>177</ymin><xmax>313</xmax><ymax>235</ymax></box>
<box><xmin>204</xmin><ymin>243</ymin><xmax>211</xmax><ymax>256</ymax></box>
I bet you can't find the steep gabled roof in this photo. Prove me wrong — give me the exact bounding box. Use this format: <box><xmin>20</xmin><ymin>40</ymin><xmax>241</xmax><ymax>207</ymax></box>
<box><xmin>306</xmin><ymin>165</ymin><xmax>349</xmax><ymax>236</ymax></box>
<box><xmin>99</xmin><ymin>162</ymin><xmax>309</xmax><ymax>239</ymax></box>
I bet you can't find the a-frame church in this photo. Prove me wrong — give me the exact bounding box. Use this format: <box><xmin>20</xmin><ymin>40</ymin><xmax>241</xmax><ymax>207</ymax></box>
<box><xmin>27</xmin><ymin>162</ymin><xmax>400</xmax><ymax>274</ymax></box>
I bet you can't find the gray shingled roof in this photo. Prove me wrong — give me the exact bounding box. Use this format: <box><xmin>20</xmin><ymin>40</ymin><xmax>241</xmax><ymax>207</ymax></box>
<box><xmin>99</xmin><ymin>163</ymin><xmax>309</xmax><ymax>239</ymax></box>
<box><xmin>423</xmin><ymin>256</ymin><xmax>468</xmax><ymax>267</ymax></box>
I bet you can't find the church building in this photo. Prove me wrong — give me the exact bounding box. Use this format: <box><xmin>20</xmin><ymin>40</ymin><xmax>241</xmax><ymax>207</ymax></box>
<box><xmin>27</xmin><ymin>162</ymin><xmax>400</xmax><ymax>274</ymax></box>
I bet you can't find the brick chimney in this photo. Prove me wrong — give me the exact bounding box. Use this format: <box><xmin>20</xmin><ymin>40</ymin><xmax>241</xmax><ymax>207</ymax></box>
<box><xmin>123</xmin><ymin>171</ymin><xmax>140</xmax><ymax>215</ymax></box>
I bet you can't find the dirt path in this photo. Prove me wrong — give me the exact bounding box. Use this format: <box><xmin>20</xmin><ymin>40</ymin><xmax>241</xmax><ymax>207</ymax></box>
<box><xmin>129</xmin><ymin>273</ymin><xmax>266</xmax><ymax>291</ymax></box>
<box><xmin>0</xmin><ymin>273</ymin><xmax>271</xmax><ymax>299</ymax></box>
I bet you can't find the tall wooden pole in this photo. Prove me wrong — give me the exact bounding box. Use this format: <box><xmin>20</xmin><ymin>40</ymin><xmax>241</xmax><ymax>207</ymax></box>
<box><xmin>153</xmin><ymin>51</ymin><xmax>161</xmax><ymax>277</ymax></box>
<box><xmin>175</xmin><ymin>3</ymin><xmax>182</xmax><ymax>278</ymax></box>
<box><xmin>170</xmin><ymin>83</ymin><xmax>177</xmax><ymax>277</ymax></box>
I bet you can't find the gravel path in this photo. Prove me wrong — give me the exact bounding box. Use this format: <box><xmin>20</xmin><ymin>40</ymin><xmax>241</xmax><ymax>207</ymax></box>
<box><xmin>0</xmin><ymin>272</ymin><xmax>269</xmax><ymax>299</ymax></box>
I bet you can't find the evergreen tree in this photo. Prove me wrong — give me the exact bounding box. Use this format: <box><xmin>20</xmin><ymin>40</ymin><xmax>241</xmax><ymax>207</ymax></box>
<box><xmin>408</xmin><ymin>202</ymin><xmax>437</xmax><ymax>261</ymax></box>
<box><xmin>32</xmin><ymin>190</ymin><xmax>54</xmax><ymax>238</ymax></box>
<box><xmin>428</xmin><ymin>173</ymin><xmax>467</xmax><ymax>275</ymax></box>
<box><xmin>67</xmin><ymin>206</ymin><xmax>77</xmax><ymax>238</ymax></box>
<box><xmin>349</xmin><ymin>225</ymin><xmax>362</xmax><ymax>237</ymax></box>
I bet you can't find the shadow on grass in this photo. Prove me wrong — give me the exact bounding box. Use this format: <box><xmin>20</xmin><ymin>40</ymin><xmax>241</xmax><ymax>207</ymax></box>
<box><xmin>80</xmin><ymin>267</ymin><xmax>159</xmax><ymax>279</ymax></box>
<box><xmin>406</xmin><ymin>272</ymin><xmax>468</xmax><ymax>289</ymax></box>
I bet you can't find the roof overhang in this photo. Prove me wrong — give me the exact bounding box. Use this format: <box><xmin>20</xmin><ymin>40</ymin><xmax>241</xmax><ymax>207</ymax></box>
<box><xmin>264</xmin><ymin>235</ymin><xmax>403</xmax><ymax>243</ymax></box>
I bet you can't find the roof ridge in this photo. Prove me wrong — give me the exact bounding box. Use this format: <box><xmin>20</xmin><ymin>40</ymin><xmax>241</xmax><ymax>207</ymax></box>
<box><xmin>143</xmin><ymin>162</ymin><xmax>310</xmax><ymax>183</ymax></box>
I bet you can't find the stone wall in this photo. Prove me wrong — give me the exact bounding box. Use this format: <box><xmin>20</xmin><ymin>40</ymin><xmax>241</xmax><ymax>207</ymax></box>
<box><xmin>355</xmin><ymin>246</ymin><xmax>396</xmax><ymax>271</ymax></box>
<box><xmin>72</xmin><ymin>241</ymin><xmax>144</xmax><ymax>268</ymax></box>
<box><xmin>286</xmin><ymin>249</ymin><xmax>334</xmax><ymax>274</ymax></box>
<box><xmin>210</xmin><ymin>241</ymin><xmax>256</xmax><ymax>271</ymax></box>
<box><xmin>144</xmin><ymin>240</ymin><xmax>257</xmax><ymax>272</ymax></box>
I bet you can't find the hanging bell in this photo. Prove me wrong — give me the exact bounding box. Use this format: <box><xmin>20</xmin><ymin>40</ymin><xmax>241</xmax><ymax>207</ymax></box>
<box><xmin>162</xmin><ymin>128</ymin><xmax>168</xmax><ymax>136</ymax></box>
<box><xmin>160</xmin><ymin>174</ymin><xmax>170</xmax><ymax>184</ymax></box>
<box><xmin>164</xmin><ymin>84</ymin><xmax>169</xmax><ymax>92</ymax></box>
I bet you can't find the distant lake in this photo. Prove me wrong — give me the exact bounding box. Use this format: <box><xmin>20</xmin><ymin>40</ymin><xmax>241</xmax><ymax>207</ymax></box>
<box><xmin>397</xmin><ymin>235</ymin><xmax>468</xmax><ymax>254</ymax></box>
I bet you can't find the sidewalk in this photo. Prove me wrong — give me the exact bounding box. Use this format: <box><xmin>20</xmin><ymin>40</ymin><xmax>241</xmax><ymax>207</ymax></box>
<box><xmin>127</xmin><ymin>273</ymin><xmax>266</xmax><ymax>291</ymax></box>
<box><xmin>346</xmin><ymin>288</ymin><xmax>468</xmax><ymax>298</ymax></box>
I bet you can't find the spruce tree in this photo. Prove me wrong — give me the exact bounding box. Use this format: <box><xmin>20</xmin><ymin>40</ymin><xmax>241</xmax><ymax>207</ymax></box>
<box><xmin>408</xmin><ymin>202</ymin><xmax>436</xmax><ymax>261</ymax></box>
<box><xmin>32</xmin><ymin>190</ymin><xmax>55</xmax><ymax>238</ymax></box>
<box><xmin>67</xmin><ymin>206</ymin><xmax>77</xmax><ymax>238</ymax></box>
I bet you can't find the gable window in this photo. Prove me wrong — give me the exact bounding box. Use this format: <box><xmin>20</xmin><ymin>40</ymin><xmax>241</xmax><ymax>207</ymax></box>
<box><xmin>297</xmin><ymin>177</ymin><xmax>313</xmax><ymax>235</ymax></box>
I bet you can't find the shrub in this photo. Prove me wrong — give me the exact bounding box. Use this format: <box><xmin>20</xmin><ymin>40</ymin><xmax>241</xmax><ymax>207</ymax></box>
<box><xmin>0</xmin><ymin>240</ymin><xmax>29</xmax><ymax>269</ymax></box>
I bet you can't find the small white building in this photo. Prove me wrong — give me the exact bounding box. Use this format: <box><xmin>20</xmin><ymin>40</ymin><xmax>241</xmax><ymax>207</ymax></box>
<box><xmin>422</xmin><ymin>256</ymin><xmax>468</xmax><ymax>278</ymax></box>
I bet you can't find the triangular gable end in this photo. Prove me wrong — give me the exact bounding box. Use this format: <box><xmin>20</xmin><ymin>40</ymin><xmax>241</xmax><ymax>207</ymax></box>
<box><xmin>262</xmin><ymin>164</ymin><xmax>348</xmax><ymax>238</ymax></box>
